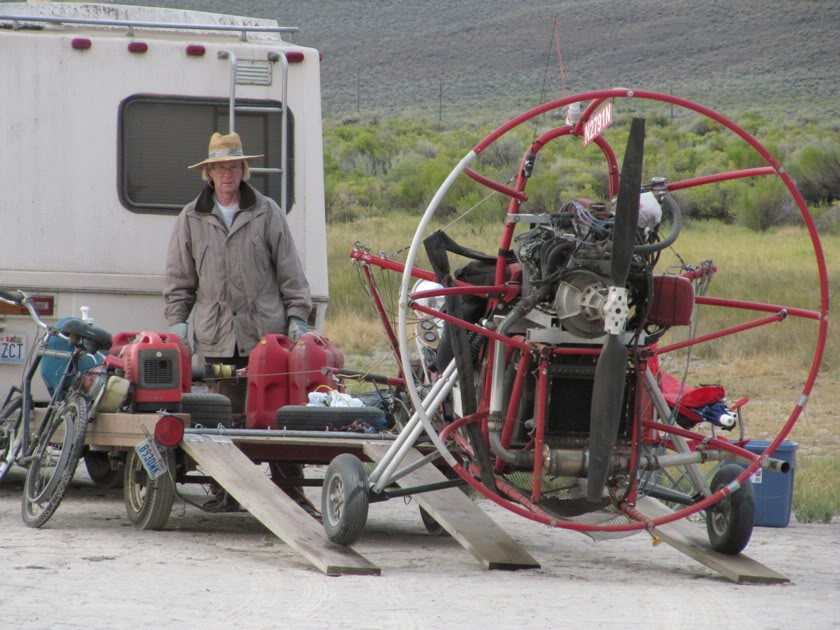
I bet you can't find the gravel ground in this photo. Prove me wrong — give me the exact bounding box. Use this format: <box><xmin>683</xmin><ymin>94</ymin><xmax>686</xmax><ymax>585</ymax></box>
<box><xmin>1</xmin><ymin>465</ymin><xmax>838</xmax><ymax>630</ymax></box>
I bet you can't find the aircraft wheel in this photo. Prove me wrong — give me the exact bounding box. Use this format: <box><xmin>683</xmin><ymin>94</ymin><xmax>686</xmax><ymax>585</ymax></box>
<box><xmin>321</xmin><ymin>454</ymin><xmax>369</xmax><ymax>545</ymax></box>
<box><xmin>706</xmin><ymin>464</ymin><xmax>754</xmax><ymax>555</ymax></box>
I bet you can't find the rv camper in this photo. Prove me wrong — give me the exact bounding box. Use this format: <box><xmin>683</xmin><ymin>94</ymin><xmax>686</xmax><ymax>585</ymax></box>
<box><xmin>0</xmin><ymin>2</ymin><xmax>329</xmax><ymax>397</ymax></box>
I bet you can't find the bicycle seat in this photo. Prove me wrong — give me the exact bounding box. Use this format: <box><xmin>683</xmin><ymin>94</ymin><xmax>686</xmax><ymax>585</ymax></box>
<box><xmin>60</xmin><ymin>319</ymin><xmax>113</xmax><ymax>353</ymax></box>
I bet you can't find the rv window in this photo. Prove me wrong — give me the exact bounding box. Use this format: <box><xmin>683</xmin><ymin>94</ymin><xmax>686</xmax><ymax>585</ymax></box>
<box><xmin>118</xmin><ymin>95</ymin><xmax>294</xmax><ymax>214</ymax></box>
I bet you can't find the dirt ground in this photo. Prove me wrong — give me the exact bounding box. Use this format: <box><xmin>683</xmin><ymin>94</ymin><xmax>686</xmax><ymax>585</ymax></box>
<box><xmin>1</xmin><ymin>466</ymin><xmax>838</xmax><ymax>630</ymax></box>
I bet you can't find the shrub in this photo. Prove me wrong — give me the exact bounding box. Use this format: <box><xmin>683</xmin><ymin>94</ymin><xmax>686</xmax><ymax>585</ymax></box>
<box><xmin>732</xmin><ymin>180</ymin><xmax>790</xmax><ymax>231</ymax></box>
<box><xmin>811</xmin><ymin>200</ymin><xmax>840</xmax><ymax>235</ymax></box>
<box><xmin>790</xmin><ymin>143</ymin><xmax>840</xmax><ymax>203</ymax></box>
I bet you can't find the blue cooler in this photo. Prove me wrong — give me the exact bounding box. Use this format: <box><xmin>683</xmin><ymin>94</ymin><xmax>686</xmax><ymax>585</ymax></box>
<box><xmin>742</xmin><ymin>440</ymin><xmax>799</xmax><ymax>527</ymax></box>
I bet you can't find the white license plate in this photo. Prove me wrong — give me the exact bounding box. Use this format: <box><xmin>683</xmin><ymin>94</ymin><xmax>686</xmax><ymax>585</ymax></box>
<box><xmin>0</xmin><ymin>334</ymin><xmax>26</xmax><ymax>365</ymax></box>
<box><xmin>135</xmin><ymin>438</ymin><xmax>168</xmax><ymax>480</ymax></box>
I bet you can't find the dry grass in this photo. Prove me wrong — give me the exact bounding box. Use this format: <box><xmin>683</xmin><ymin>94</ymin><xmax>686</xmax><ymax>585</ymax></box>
<box><xmin>793</xmin><ymin>456</ymin><xmax>840</xmax><ymax>523</ymax></box>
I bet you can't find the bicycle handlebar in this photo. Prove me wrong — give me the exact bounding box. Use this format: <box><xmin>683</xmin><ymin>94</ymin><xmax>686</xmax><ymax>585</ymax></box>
<box><xmin>0</xmin><ymin>289</ymin><xmax>24</xmax><ymax>304</ymax></box>
<box><xmin>0</xmin><ymin>289</ymin><xmax>49</xmax><ymax>331</ymax></box>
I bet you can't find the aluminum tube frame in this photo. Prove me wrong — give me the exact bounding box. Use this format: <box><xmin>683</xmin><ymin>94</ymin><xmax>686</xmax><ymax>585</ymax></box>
<box><xmin>368</xmin><ymin>359</ymin><xmax>458</xmax><ymax>489</ymax></box>
<box><xmin>388</xmin><ymin>447</ymin><xmax>449</xmax><ymax>485</ymax></box>
<box><xmin>643</xmin><ymin>368</ymin><xmax>711</xmax><ymax>497</ymax></box>
<box><xmin>396</xmin><ymin>152</ymin><xmax>476</xmax><ymax>472</ymax></box>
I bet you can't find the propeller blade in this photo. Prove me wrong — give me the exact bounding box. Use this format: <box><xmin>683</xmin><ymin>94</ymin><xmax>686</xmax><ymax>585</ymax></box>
<box><xmin>586</xmin><ymin>333</ymin><xmax>628</xmax><ymax>502</ymax></box>
<box><xmin>610</xmin><ymin>117</ymin><xmax>646</xmax><ymax>287</ymax></box>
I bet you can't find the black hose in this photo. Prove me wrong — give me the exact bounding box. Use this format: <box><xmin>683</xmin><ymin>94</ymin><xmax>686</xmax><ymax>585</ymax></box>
<box><xmin>634</xmin><ymin>194</ymin><xmax>682</xmax><ymax>254</ymax></box>
<box><xmin>541</xmin><ymin>240</ymin><xmax>575</xmax><ymax>277</ymax></box>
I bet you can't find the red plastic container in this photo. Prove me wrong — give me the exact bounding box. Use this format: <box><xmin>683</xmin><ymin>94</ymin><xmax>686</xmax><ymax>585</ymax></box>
<box><xmin>647</xmin><ymin>275</ymin><xmax>695</xmax><ymax>327</ymax></box>
<box><xmin>245</xmin><ymin>334</ymin><xmax>296</xmax><ymax>429</ymax></box>
<box><xmin>112</xmin><ymin>331</ymin><xmax>191</xmax><ymax>393</ymax></box>
<box><xmin>288</xmin><ymin>334</ymin><xmax>345</xmax><ymax>405</ymax></box>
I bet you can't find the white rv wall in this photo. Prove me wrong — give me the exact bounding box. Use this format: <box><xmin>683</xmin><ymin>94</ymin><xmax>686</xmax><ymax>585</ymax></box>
<box><xmin>0</xmin><ymin>15</ymin><xmax>328</xmax><ymax>396</ymax></box>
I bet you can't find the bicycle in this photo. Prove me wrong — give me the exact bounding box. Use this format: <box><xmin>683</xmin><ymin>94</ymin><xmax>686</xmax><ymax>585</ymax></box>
<box><xmin>0</xmin><ymin>289</ymin><xmax>112</xmax><ymax>527</ymax></box>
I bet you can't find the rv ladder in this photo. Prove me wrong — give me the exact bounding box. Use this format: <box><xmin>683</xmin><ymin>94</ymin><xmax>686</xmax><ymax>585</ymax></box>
<box><xmin>218</xmin><ymin>50</ymin><xmax>289</xmax><ymax>213</ymax></box>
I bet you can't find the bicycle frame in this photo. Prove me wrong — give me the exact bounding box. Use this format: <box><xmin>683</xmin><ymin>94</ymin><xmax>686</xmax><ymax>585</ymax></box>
<box><xmin>19</xmin><ymin>339</ymin><xmax>86</xmax><ymax>460</ymax></box>
<box><xmin>0</xmin><ymin>292</ymin><xmax>92</xmax><ymax>462</ymax></box>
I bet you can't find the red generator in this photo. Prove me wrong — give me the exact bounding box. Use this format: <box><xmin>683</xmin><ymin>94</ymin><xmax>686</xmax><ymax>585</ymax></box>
<box><xmin>245</xmin><ymin>333</ymin><xmax>344</xmax><ymax>429</ymax></box>
<box><xmin>113</xmin><ymin>331</ymin><xmax>189</xmax><ymax>412</ymax></box>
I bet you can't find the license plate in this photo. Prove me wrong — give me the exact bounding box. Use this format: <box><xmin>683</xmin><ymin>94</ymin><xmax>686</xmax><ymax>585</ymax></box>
<box><xmin>0</xmin><ymin>334</ymin><xmax>26</xmax><ymax>365</ymax></box>
<box><xmin>135</xmin><ymin>438</ymin><xmax>168</xmax><ymax>480</ymax></box>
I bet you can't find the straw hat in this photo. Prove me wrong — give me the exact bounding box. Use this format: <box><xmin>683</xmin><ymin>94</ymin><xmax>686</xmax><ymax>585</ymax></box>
<box><xmin>188</xmin><ymin>132</ymin><xmax>263</xmax><ymax>169</ymax></box>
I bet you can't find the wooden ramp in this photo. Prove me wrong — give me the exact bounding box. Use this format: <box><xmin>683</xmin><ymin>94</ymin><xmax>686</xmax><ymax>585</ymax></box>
<box><xmin>635</xmin><ymin>496</ymin><xmax>788</xmax><ymax>584</ymax></box>
<box><xmin>181</xmin><ymin>434</ymin><xmax>380</xmax><ymax>577</ymax></box>
<box><xmin>363</xmin><ymin>443</ymin><xmax>540</xmax><ymax>571</ymax></box>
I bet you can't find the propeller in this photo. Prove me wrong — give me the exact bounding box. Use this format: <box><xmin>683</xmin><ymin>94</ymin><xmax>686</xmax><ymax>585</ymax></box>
<box><xmin>586</xmin><ymin>117</ymin><xmax>646</xmax><ymax>502</ymax></box>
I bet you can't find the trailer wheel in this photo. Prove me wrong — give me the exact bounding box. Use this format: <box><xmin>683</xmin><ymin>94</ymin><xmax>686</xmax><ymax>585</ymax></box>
<box><xmin>419</xmin><ymin>505</ymin><xmax>449</xmax><ymax>536</ymax></box>
<box><xmin>181</xmin><ymin>393</ymin><xmax>232</xmax><ymax>427</ymax></box>
<box><xmin>321</xmin><ymin>454</ymin><xmax>369</xmax><ymax>545</ymax></box>
<box><xmin>276</xmin><ymin>405</ymin><xmax>385</xmax><ymax>430</ymax></box>
<box><xmin>706</xmin><ymin>464</ymin><xmax>755</xmax><ymax>555</ymax></box>
<box><xmin>124</xmin><ymin>447</ymin><xmax>175</xmax><ymax>530</ymax></box>
<box><xmin>84</xmin><ymin>451</ymin><xmax>123</xmax><ymax>489</ymax></box>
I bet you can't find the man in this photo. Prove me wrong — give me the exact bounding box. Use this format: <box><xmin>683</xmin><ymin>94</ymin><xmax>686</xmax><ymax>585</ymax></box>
<box><xmin>164</xmin><ymin>131</ymin><xmax>312</xmax><ymax>415</ymax></box>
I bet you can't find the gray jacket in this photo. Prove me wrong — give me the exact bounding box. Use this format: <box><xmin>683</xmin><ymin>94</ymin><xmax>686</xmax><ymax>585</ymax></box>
<box><xmin>164</xmin><ymin>182</ymin><xmax>312</xmax><ymax>357</ymax></box>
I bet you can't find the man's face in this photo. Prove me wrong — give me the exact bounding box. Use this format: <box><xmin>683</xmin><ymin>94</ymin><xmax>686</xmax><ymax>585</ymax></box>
<box><xmin>208</xmin><ymin>160</ymin><xmax>244</xmax><ymax>197</ymax></box>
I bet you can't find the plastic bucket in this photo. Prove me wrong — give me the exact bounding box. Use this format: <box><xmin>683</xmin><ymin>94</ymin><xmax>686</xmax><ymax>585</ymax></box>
<box><xmin>742</xmin><ymin>440</ymin><xmax>799</xmax><ymax>527</ymax></box>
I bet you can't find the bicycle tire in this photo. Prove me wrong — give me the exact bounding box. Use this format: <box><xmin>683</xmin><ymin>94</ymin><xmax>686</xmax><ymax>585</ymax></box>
<box><xmin>21</xmin><ymin>394</ymin><xmax>91</xmax><ymax>528</ymax></box>
<box><xmin>0</xmin><ymin>394</ymin><xmax>23</xmax><ymax>484</ymax></box>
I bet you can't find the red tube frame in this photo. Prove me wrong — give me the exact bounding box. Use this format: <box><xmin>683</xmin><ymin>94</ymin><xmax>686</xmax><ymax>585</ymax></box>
<box><xmin>354</xmin><ymin>88</ymin><xmax>829</xmax><ymax>533</ymax></box>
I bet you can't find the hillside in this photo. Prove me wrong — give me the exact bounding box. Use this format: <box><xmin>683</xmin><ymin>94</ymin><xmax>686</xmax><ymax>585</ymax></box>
<box><xmin>112</xmin><ymin>0</ymin><xmax>840</xmax><ymax>118</ymax></box>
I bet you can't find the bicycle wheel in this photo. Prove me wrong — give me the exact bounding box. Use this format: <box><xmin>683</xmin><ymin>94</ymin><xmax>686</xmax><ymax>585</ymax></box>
<box><xmin>0</xmin><ymin>394</ymin><xmax>23</xmax><ymax>484</ymax></box>
<box><xmin>21</xmin><ymin>394</ymin><xmax>91</xmax><ymax>528</ymax></box>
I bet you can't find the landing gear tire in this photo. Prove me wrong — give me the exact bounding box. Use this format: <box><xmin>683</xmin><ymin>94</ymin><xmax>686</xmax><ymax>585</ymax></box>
<box><xmin>321</xmin><ymin>454</ymin><xmax>369</xmax><ymax>545</ymax></box>
<box><xmin>706</xmin><ymin>463</ymin><xmax>754</xmax><ymax>555</ymax></box>
<box><xmin>124</xmin><ymin>447</ymin><xmax>176</xmax><ymax>530</ymax></box>
<box><xmin>84</xmin><ymin>451</ymin><xmax>123</xmax><ymax>489</ymax></box>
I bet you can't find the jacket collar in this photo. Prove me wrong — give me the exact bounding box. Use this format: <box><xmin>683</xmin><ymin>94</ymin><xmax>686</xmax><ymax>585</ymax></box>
<box><xmin>195</xmin><ymin>181</ymin><xmax>258</xmax><ymax>214</ymax></box>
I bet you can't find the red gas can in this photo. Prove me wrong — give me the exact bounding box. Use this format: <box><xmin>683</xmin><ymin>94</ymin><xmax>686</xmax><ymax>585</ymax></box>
<box><xmin>112</xmin><ymin>331</ymin><xmax>192</xmax><ymax>393</ymax></box>
<box><xmin>245</xmin><ymin>334</ymin><xmax>296</xmax><ymax>429</ymax></box>
<box><xmin>288</xmin><ymin>334</ymin><xmax>345</xmax><ymax>405</ymax></box>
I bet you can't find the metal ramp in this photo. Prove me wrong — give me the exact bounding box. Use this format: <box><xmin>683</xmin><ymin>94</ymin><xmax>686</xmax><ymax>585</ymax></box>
<box><xmin>180</xmin><ymin>434</ymin><xmax>380</xmax><ymax>577</ymax></box>
<box><xmin>635</xmin><ymin>496</ymin><xmax>788</xmax><ymax>584</ymax></box>
<box><xmin>363</xmin><ymin>443</ymin><xmax>540</xmax><ymax>570</ymax></box>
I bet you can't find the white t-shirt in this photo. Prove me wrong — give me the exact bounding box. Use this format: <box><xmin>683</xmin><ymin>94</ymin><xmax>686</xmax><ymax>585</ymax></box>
<box><xmin>214</xmin><ymin>198</ymin><xmax>240</xmax><ymax>229</ymax></box>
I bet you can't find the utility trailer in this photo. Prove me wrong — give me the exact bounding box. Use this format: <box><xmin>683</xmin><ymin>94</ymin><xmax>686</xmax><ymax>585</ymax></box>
<box><xmin>0</xmin><ymin>2</ymin><xmax>329</xmax><ymax>398</ymax></box>
<box><xmin>21</xmin><ymin>403</ymin><xmax>543</xmax><ymax>576</ymax></box>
